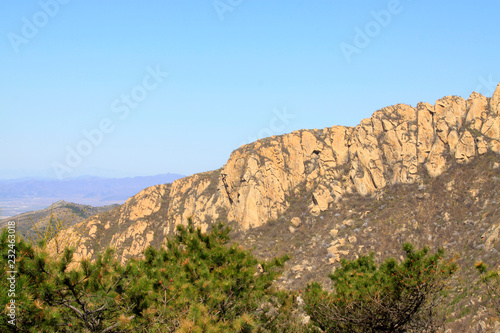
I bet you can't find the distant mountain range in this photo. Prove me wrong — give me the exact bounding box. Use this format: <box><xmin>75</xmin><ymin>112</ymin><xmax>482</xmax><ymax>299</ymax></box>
<box><xmin>0</xmin><ymin>173</ymin><xmax>185</xmax><ymax>218</ymax></box>
<box><xmin>0</xmin><ymin>167</ymin><xmax>145</xmax><ymax>180</ymax></box>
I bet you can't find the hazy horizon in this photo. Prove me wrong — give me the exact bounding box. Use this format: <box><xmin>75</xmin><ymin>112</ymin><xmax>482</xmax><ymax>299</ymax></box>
<box><xmin>0</xmin><ymin>167</ymin><xmax>186</xmax><ymax>181</ymax></box>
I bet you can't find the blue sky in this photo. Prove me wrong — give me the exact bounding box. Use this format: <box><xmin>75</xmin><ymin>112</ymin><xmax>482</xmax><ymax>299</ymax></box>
<box><xmin>1</xmin><ymin>0</ymin><xmax>499</xmax><ymax>179</ymax></box>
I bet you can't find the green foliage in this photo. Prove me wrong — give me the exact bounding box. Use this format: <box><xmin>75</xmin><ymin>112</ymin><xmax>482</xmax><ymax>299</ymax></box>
<box><xmin>25</xmin><ymin>210</ymin><xmax>77</xmax><ymax>250</ymax></box>
<box><xmin>135</xmin><ymin>221</ymin><xmax>290</xmax><ymax>332</ymax></box>
<box><xmin>1</xmin><ymin>229</ymin><xmax>141</xmax><ymax>332</ymax></box>
<box><xmin>0</xmin><ymin>221</ymin><xmax>299</xmax><ymax>332</ymax></box>
<box><xmin>475</xmin><ymin>261</ymin><xmax>500</xmax><ymax>315</ymax></box>
<box><xmin>304</xmin><ymin>243</ymin><xmax>457</xmax><ymax>333</ymax></box>
<box><xmin>2</xmin><ymin>219</ymin><xmax>461</xmax><ymax>332</ymax></box>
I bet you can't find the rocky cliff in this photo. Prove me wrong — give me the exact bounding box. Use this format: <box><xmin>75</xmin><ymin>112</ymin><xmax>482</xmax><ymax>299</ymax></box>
<box><xmin>49</xmin><ymin>84</ymin><xmax>500</xmax><ymax>266</ymax></box>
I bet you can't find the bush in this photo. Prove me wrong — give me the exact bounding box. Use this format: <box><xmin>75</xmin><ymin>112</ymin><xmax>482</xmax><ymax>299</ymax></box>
<box><xmin>304</xmin><ymin>243</ymin><xmax>457</xmax><ymax>333</ymax></box>
<box><xmin>1</xmin><ymin>230</ymin><xmax>142</xmax><ymax>332</ymax></box>
<box><xmin>0</xmin><ymin>221</ymin><xmax>298</xmax><ymax>332</ymax></box>
<box><xmin>135</xmin><ymin>221</ymin><xmax>289</xmax><ymax>332</ymax></box>
<box><xmin>475</xmin><ymin>261</ymin><xmax>500</xmax><ymax>315</ymax></box>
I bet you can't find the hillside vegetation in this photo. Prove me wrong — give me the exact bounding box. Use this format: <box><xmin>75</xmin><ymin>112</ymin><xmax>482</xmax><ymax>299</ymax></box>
<box><xmin>1</xmin><ymin>223</ymin><xmax>477</xmax><ymax>332</ymax></box>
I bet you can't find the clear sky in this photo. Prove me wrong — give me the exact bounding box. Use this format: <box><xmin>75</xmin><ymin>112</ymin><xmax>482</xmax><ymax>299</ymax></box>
<box><xmin>1</xmin><ymin>0</ymin><xmax>499</xmax><ymax>179</ymax></box>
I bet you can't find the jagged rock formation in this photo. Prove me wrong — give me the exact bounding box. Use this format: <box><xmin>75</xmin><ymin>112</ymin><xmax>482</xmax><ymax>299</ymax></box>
<box><xmin>49</xmin><ymin>84</ymin><xmax>500</xmax><ymax>265</ymax></box>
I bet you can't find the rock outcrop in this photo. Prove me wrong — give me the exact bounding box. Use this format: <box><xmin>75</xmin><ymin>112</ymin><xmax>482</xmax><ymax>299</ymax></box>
<box><xmin>48</xmin><ymin>83</ymin><xmax>500</xmax><ymax>263</ymax></box>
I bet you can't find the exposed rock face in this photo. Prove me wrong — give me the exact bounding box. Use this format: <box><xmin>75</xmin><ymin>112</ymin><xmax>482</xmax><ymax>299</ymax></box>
<box><xmin>48</xmin><ymin>84</ymin><xmax>500</xmax><ymax>263</ymax></box>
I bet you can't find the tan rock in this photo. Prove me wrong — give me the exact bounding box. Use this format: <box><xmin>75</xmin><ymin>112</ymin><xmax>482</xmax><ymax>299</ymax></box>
<box><xmin>291</xmin><ymin>217</ymin><xmax>302</xmax><ymax>227</ymax></box>
<box><xmin>126</xmin><ymin>185</ymin><xmax>167</xmax><ymax>221</ymax></box>
<box><xmin>309</xmin><ymin>205</ymin><xmax>321</xmax><ymax>216</ymax></box>
<box><xmin>434</xmin><ymin>96</ymin><xmax>467</xmax><ymax>129</ymax></box>
<box><xmin>469</xmin><ymin>188</ymin><xmax>480</xmax><ymax>198</ymax></box>
<box><xmin>329</xmin><ymin>257</ymin><xmax>339</xmax><ymax>264</ymax></box>
<box><xmin>446</xmin><ymin>180</ymin><xmax>455</xmax><ymax>192</ymax></box>
<box><xmin>327</xmin><ymin>245</ymin><xmax>338</xmax><ymax>255</ymax></box>
<box><xmin>291</xmin><ymin>264</ymin><xmax>305</xmax><ymax>272</ymax></box>
<box><xmin>481</xmin><ymin>117</ymin><xmax>500</xmax><ymax>139</ymax></box>
<box><xmin>482</xmin><ymin>224</ymin><xmax>499</xmax><ymax>250</ymax></box>
<box><xmin>417</xmin><ymin>103</ymin><xmax>435</xmax><ymax>164</ymax></box>
<box><xmin>455</xmin><ymin>130</ymin><xmax>476</xmax><ymax>163</ymax></box>
<box><xmin>47</xmin><ymin>84</ymin><xmax>500</xmax><ymax>265</ymax></box>
<box><xmin>490</xmin><ymin>83</ymin><xmax>500</xmax><ymax>115</ymax></box>
<box><xmin>476</xmin><ymin>137</ymin><xmax>488</xmax><ymax>155</ymax></box>
<box><xmin>426</xmin><ymin>139</ymin><xmax>448</xmax><ymax>178</ymax></box>
<box><xmin>327</xmin><ymin>126</ymin><xmax>350</xmax><ymax>165</ymax></box>
<box><xmin>448</xmin><ymin>130</ymin><xmax>460</xmax><ymax>153</ymax></box>
<box><xmin>466</xmin><ymin>92</ymin><xmax>488</xmax><ymax>130</ymax></box>
<box><xmin>311</xmin><ymin>184</ymin><xmax>333</xmax><ymax>211</ymax></box>
<box><xmin>342</xmin><ymin>219</ymin><xmax>354</xmax><ymax>227</ymax></box>
<box><xmin>490</xmin><ymin>140</ymin><xmax>500</xmax><ymax>153</ymax></box>
<box><xmin>88</xmin><ymin>224</ymin><xmax>98</xmax><ymax>238</ymax></box>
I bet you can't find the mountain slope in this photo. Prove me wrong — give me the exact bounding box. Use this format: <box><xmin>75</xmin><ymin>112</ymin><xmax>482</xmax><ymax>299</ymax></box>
<box><xmin>49</xmin><ymin>84</ymin><xmax>500</xmax><ymax>264</ymax></box>
<box><xmin>232</xmin><ymin>151</ymin><xmax>500</xmax><ymax>331</ymax></box>
<box><xmin>45</xmin><ymin>84</ymin><xmax>500</xmax><ymax>331</ymax></box>
<box><xmin>0</xmin><ymin>200</ymin><xmax>118</xmax><ymax>237</ymax></box>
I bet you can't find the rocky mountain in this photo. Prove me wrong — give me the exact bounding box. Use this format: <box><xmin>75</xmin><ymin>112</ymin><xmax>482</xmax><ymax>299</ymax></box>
<box><xmin>47</xmin><ymin>85</ymin><xmax>500</xmax><ymax>331</ymax></box>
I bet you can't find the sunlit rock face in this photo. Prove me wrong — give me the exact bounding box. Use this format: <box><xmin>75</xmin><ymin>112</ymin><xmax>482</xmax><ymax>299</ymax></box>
<box><xmin>48</xmin><ymin>84</ymin><xmax>500</xmax><ymax>263</ymax></box>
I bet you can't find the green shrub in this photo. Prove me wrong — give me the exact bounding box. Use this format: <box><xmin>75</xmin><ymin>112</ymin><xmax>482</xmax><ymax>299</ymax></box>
<box><xmin>0</xmin><ymin>221</ymin><xmax>297</xmax><ymax>332</ymax></box>
<box><xmin>304</xmin><ymin>243</ymin><xmax>457</xmax><ymax>333</ymax></box>
<box><xmin>475</xmin><ymin>261</ymin><xmax>500</xmax><ymax>315</ymax></box>
<box><xmin>136</xmin><ymin>221</ymin><xmax>289</xmax><ymax>332</ymax></box>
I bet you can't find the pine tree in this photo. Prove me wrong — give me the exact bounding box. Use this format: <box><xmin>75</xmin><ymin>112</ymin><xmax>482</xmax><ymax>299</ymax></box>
<box><xmin>304</xmin><ymin>243</ymin><xmax>457</xmax><ymax>333</ymax></box>
<box><xmin>136</xmin><ymin>221</ymin><xmax>289</xmax><ymax>332</ymax></box>
<box><xmin>0</xmin><ymin>228</ymin><xmax>146</xmax><ymax>332</ymax></box>
<box><xmin>0</xmin><ymin>221</ymin><xmax>296</xmax><ymax>332</ymax></box>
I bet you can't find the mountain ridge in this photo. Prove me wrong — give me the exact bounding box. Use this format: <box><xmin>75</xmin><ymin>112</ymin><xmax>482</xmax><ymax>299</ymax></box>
<box><xmin>38</xmin><ymin>83</ymin><xmax>500</xmax><ymax>330</ymax></box>
<box><xmin>0</xmin><ymin>200</ymin><xmax>119</xmax><ymax>238</ymax></box>
<box><xmin>48</xmin><ymin>84</ymin><xmax>500</xmax><ymax>265</ymax></box>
